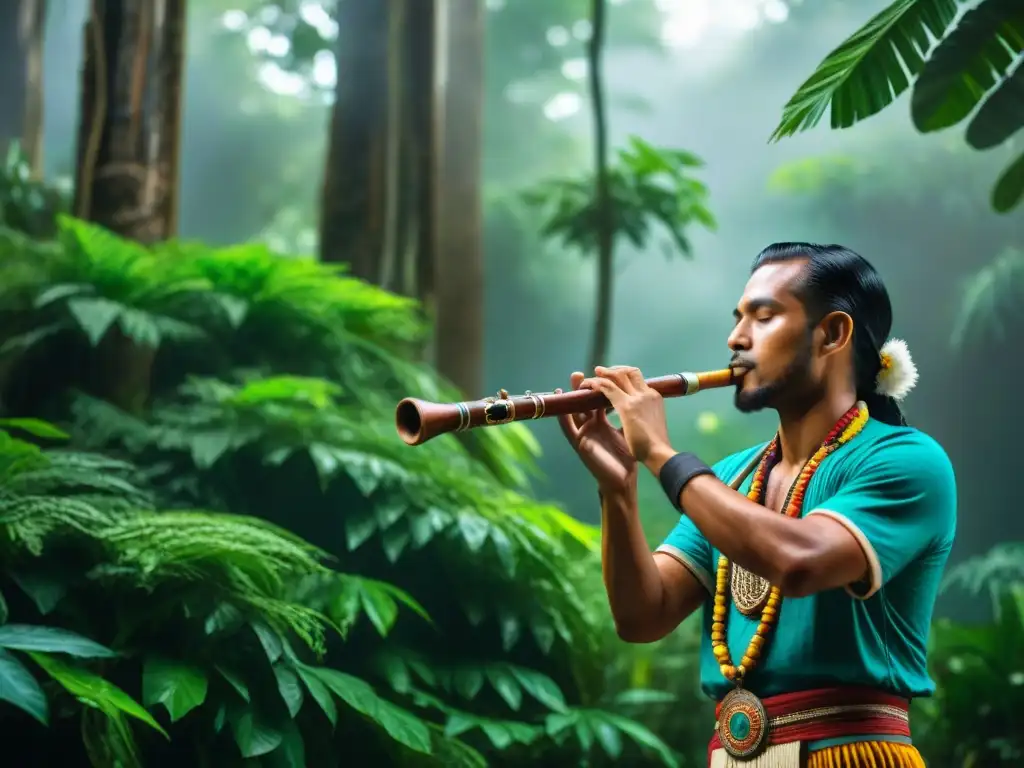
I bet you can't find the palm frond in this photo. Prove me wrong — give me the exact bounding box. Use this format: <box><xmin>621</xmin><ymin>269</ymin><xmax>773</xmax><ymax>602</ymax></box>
<box><xmin>966</xmin><ymin>63</ymin><xmax>1024</xmax><ymax>150</ymax></box>
<box><xmin>993</xmin><ymin>147</ymin><xmax>1024</xmax><ymax>210</ymax></box>
<box><xmin>911</xmin><ymin>0</ymin><xmax>1024</xmax><ymax>133</ymax></box>
<box><xmin>949</xmin><ymin>247</ymin><xmax>1024</xmax><ymax>348</ymax></box>
<box><xmin>770</xmin><ymin>0</ymin><xmax>960</xmax><ymax>141</ymax></box>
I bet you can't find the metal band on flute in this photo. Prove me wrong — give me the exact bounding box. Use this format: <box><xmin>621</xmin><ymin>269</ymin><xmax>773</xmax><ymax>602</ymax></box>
<box><xmin>394</xmin><ymin>367</ymin><xmax>741</xmax><ymax>446</ymax></box>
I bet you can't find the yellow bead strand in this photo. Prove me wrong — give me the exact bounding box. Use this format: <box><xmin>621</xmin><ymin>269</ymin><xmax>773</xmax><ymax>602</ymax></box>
<box><xmin>712</xmin><ymin>402</ymin><xmax>869</xmax><ymax>685</ymax></box>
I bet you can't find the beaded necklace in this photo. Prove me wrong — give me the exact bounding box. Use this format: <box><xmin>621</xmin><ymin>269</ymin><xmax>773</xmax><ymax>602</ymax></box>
<box><xmin>711</xmin><ymin>400</ymin><xmax>869</xmax><ymax>686</ymax></box>
<box><xmin>712</xmin><ymin>401</ymin><xmax>870</xmax><ymax>761</ymax></box>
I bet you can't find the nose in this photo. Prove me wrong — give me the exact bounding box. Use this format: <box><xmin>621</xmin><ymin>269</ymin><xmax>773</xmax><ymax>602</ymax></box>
<box><xmin>727</xmin><ymin>323</ymin><xmax>750</xmax><ymax>353</ymax></box>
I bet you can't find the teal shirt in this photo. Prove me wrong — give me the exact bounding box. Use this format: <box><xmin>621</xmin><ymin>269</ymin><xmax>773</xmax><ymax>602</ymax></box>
<box><xmin>657</xmin><ymin>417</ymin><xmax>957</xmax><ymax>745</ymax></box>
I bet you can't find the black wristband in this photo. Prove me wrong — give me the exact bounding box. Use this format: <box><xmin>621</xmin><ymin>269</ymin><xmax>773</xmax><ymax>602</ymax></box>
<box><xmin>658</xmin><ymin>452</ymin><xmax>713</xmax><ymax>512</ymax></box>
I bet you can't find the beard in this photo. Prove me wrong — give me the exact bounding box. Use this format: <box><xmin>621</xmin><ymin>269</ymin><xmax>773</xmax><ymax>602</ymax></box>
<box><xmin>734</xmin><ymin>333</ymin><xmax>817</xmax><ymax>414</ymax></box>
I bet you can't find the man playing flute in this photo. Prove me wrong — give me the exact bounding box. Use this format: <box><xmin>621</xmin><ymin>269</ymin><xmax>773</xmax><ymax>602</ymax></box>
<box><xmin>559</xmin><ymin>243</ymin><xmax>956</xmax><ymax>768</ymax></box>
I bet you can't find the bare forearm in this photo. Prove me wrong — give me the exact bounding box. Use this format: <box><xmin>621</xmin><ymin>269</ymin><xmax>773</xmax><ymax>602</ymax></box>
<box><xmin>599</xmin><ymin>489</ymin><xmax>667</xmax><ymax>630</ymax></box>
<box><xmin>676</xmin><ymin>474</ymin><xmax>818</xmax><ymax>587</ymax></box>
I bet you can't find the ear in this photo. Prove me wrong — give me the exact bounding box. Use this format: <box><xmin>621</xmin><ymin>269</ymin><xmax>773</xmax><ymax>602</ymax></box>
<box><xmin>817</xmin><ymin>311</ymin><xmax>854</xmax><ymax>357</ymax></box>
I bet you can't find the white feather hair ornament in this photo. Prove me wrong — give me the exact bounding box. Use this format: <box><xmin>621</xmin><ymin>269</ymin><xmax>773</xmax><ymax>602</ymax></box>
<box><xmin>875</xmin><ymin>338</ymin><xmax>918</xmax><ymax>401</ymax></box>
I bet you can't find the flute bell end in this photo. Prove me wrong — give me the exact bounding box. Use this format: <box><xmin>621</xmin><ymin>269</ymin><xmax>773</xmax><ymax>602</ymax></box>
<box><xmin>395</xmin><ymin>398</ymin><xmax>426</xmax><ymax>446</ymax></box>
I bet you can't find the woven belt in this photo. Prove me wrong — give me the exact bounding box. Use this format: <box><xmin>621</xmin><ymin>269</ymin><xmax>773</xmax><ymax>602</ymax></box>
<box><xmin>708</xmin><ymin>686</ymin><xmax>911</xmax><ymax>762</ymax></box>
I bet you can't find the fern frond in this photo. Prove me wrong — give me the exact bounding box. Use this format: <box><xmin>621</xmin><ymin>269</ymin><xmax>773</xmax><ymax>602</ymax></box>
<box><xmin>98</xmin><ymin>511</ymin><xmax>330</xmax><ymax>587</ymax></box>
<box><xmin>0</xmin><ymin>494</ymin><xmax>118</xmax><ymax>555</ymax></box>
<box><xmin>942</xmin><ymin>542</ymin><xmax>1024</xmax><ymax>595</ymax></box>
<box><xmin>94</xmin><ymin>511</ymin><xmax>333</xmax><ymax>653</ymax></box>
<box><xmin>5</xmin><ymin>453</ymin><xmax>153</xmax><ymax>508</ymax></box>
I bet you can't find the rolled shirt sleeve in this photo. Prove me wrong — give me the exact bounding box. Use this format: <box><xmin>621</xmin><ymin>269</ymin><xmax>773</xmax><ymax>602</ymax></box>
<box><xmin>805</xmin><ymin>431</ymin><xmax>957</xmax><ymax>600</ymax></box>
<box><xmin>656</xmin><ymin>514</ymin><xmax>714</xmax><ymax>593</ymax></box>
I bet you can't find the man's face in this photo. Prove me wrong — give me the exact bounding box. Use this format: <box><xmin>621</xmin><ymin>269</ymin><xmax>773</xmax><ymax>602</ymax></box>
<box><xmin>728</xmin><ymin>260</ymin><xmax>821</xmax><ymax>413</ymax></box>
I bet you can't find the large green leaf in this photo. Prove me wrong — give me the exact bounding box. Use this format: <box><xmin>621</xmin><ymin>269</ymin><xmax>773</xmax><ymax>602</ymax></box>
<box><xmin>0</xmin><ymin>418</ymin><xmax>69</xmax><ymax>441</ymax></box>
<box><xmin>326</xmin><ymin>573</ymin><xmax>431</xmax><ymax>637</ymax></box>
<box><xmin>9</xmin><ymin>571</ymin><xmax>68</xmax><ymax>615</ymax></box>
<box><xmin>295</xmin><ymin>665</ymin><xmax>338</xmax><ymax>727</ymax></box>
<box><xmin>0</xmin><ymin>624</ymin><xmax>116</xmax><ymax>658</ymax></box>
<box><xmin>142</xmin><ymin>657</ymin><xmax>209</xmax><ymax>722</ymax></box>
<box><xmin>0</xmin><ymin>648</ymin><xmax>48</xmax><ymax>725</ymax></box>
<box><xmin>444</xmin><ymin>711</ymin><xmax>542</xmax><ymax>750</ymax></box>
<box><xmin>966</xmin><ymin>64</ymin><xmax>1024</xmax><ymax>150</ymax></box>
<box><xmin>302</xmin><ymin>665</ymin><xmax>432</xmax><ymax>755</ymax></box>
<box><xmin>273</xmin><ymin>666</ymin><xmax>304</xmax><ymax>718</ymax></box>
<box><xmin>263</xmin><ymin>719</ymin><xmax>306</xmax><ymax>768</ymax></box>
<box><xmin>545</xmin><ymin>708</ymin><xmax>679</xmax><ymax>768</ymax></box>
<box><xmin>66</xmin><ymin>296</ymin><xmax>123</xmax><ymax>346</ymax></box>
<box><xmin>911</xmin><ymin>0</ymin><xmax>1024</xmax><ymax>133</ymax></box>
<box><xmin>770</xmin><ymin>0</ymin><xmax>960</xmax><ymax>140</ymax></box>
<box><xmin>29</xmin><ymin>652</ymin><xmax>169</xmax><ymax>738</ymax></box>
<box><xmin>509</xmin><ymin>666</ymin><xmax>567</xmax><ymax>713</ymax></box>
<box><xmin>228</xmin><ymin>707</ymin><xmax>284</xmax><ymax>758</ymax></box>
<box><xmin>215</xmin><ymin>665</ymin><xmax>251</xmax><ymax>702</ymax></box>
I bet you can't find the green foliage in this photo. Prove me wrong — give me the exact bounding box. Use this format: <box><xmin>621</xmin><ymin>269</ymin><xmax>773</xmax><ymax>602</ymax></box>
<box><xmin>949</xmin><ymin>247</ymin><xmax>1024</xmax><ymax>349</ymax></box>
<box><xmin>771</xmin><ymin>0</ymin><xmax>1024</xmax><ymax>213</ymax></box>
<box><xmin>766</xmin><ymin>155</ymin><xmax>865</xmax><ymax>196</ymax></box>
<box><xmin>769</xmin><ymin>0</ymin><xmax>960</xmax><ymax>139</ymax></box>
<box><xmin>914</xmin><ymin>545</ymin><xmax>1024</xmax><ymax>765</ymax></box>
<box><xmin>0</xmin><ymin>216</ymin><xmax>684</xmax><ymax>766</ymax></box>
<box><xmin>0</xmin><ymin>419</ymin><xmax>396</xmax><ymax>765</ymax></box>
<box><xmin>942</xmin><ymin>541</ymin><xmax>1024</xmax><ymax>599</ymax></box>
<box><xmin>521</xmin><ymin>136</ymin><xmax>717</xmax><ymax>260</ymax></box>
<box><xmin>598</xmin><ymin>617</ymin><xmax>711</xmax><ymax>766</ymax></box>
<box><xmin>765</xmin><ymin>146</ymin><xmax>1024</xmax><ymax>350</ymax></box>
<box><xmin>0</xmin><ymin>623</ymin><xmax>120</xmax><ymax>726</ymax></box>
<box><xmin>0</xmin><ymin>142</ymin><xmax>69</xmax><ymax>239</ymax></box>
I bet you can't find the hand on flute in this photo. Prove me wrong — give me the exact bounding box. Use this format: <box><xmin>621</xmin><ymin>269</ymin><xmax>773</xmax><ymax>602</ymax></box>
<box><xmin>556</xmin><ymin>369</ymin><xmax>638</xmax><ymax>495</ymax></box>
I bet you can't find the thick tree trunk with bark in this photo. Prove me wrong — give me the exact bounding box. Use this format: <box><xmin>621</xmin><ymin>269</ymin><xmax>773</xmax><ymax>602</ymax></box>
<box><xmin>320</xmin><ymin>0</ymin><xmax>485</xmax><ymax>398</ymax></box>
<box><xmin>72</xmin><ymin>0</ymin><xmax>188</xmax><ymax>414</ymax></box>
<box><xmin>73</xmin><ymin>0</ymin><xmax>187</xmax><ymax>244</ymax></box>
<box><xmin>0</xmin><ymin>0</ymin><xmax>46</xmax><ymax>171</ymax></box>
<box><xmin>320</xmin><ymin>0</ymin><xmax>437</xmax><ymax>294</ymax></box>
<box><xmin>320</xmin><ymin>0</ymin><xmax>391</xmax><ymax>273</ymax></box>
<box><xmin>432</xmin><ymin>0</ymin><xmax>485</xmax><ymax>398</ymax></box>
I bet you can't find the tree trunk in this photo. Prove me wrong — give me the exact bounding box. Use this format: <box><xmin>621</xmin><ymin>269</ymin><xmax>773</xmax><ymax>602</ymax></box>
<box><xmin>319</xmin><ymin>0</ymin><xmax>485</xmax><ymax>398</ymax></box>
<box><xmin>586</xmin><ymin>0</ymin><xmax>612</xmax><ymax>374</ymax></box>
<box><xmin>432</xmin><ymin>0</ymin><xmax>485</xmax><ymax>398</ymax></box>
<box><xmin>73</xmin><ymin>0</ymin><xmax>187</xmax><ymax>243</ymax></box>
<box><xmin>320</xmin><ymin>0</ymin><xmax>440</xmax><ymax>289</ymax></box>
<box><xmin>72</xmin><ymin>0</ymin><xmax>188</xmax><ymax>415</ymax></box>
<box><xmin>319</xmin><ymin>0</ymin><xmax>392</xmax><ymax>273</ymax></box>
<box><xmin>0</xmin><ymin>0</ymin><xmax>46</xmax><ymax>171</ymax></box>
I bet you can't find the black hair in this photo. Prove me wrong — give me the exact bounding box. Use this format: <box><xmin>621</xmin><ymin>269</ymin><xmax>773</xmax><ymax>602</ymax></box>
<box><xmin>751</xmin><ymin>242</ymin><xmax>907</xmax><ymax>426</ymax></box>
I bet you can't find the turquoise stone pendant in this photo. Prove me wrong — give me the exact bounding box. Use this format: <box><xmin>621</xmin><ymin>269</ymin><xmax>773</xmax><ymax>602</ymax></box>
<box><xmin>717</xmin><ymin>687</ymin><xmax>769</xmax><ymax>760</ymax></box>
